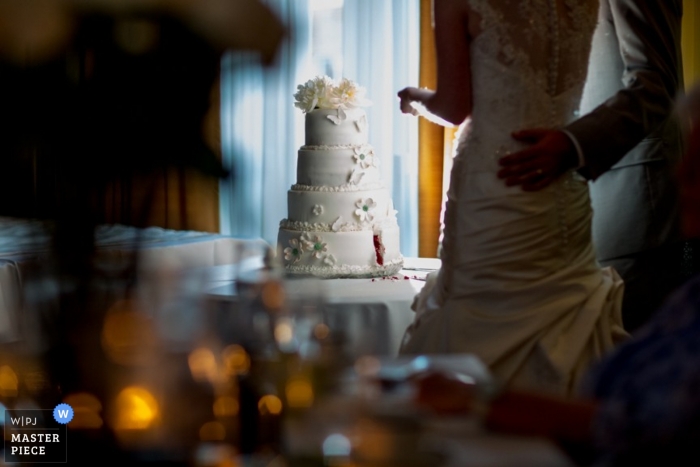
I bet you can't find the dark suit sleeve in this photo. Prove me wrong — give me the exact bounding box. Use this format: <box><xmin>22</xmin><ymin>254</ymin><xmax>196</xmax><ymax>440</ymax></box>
<box><xmin>566</xmin><ymin>0</ymin><xmax>683</xmax><ymax>180</ymax></box>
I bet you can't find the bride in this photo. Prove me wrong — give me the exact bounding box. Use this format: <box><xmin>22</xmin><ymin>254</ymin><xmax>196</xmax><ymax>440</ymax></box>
<box><xmin>397</xmin><ymin>0</ymin><xmax>628</xmax><ymax>395</ymax></box>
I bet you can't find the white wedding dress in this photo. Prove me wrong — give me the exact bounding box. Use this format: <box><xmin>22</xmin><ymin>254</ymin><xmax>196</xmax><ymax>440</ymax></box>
<box><xmin>399</xmin><ymin>0</ymin><xmax>628</xmax><ymax>395</ymax></box>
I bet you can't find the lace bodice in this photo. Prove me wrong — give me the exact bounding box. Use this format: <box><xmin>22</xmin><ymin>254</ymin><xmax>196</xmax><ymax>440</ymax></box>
<box><xmin>458</xmin><ymin>0</ymin><xmax>598</xmax><ymax>172</ymax></box>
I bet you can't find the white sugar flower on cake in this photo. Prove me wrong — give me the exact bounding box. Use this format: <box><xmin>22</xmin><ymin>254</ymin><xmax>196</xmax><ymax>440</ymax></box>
<box><xmin>294</xmin><ymin>75</ymin><xmax>335</xmax><ymax>113</ymax></box>
<box><xmin>300</xmin><ymin>232</ymin><xmax>328</xmax><ymax>259</ymax></box>
<box><xmin>355</xmin><ymin>198</ymin><xmax>377</xmax><ymax>222</ymax></box>
<box><xmin>353</xmin><ymin>145</ymin><xmax>378</xmax><ymax>169</ymax></box>
<box><xmin>329</xmin><ymin>78</ymin><xmax>372</xmax><ymax>109</ymax></box>
<box><xmin>294</xmin><ymin>76</ymin><xmax>372</xmax><ymax>113</ymax></box>
<box><xmin>284</xmin><ymin>238</ymin><xmax>303</xmax><ymax>263</ymax></box>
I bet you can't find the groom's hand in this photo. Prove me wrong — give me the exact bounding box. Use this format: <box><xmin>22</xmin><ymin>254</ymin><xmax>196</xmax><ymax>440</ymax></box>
<box><xmin>497</xmin><ymin>129</ymin><xmax>578</xmax><ymax>191</ymax></box>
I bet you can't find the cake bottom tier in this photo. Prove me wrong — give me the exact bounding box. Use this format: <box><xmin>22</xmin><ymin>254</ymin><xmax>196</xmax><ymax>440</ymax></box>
<box><xmin>277</xmin><ymin>225</ymin><xmax>403</xmax><ymax>278</ymax></box>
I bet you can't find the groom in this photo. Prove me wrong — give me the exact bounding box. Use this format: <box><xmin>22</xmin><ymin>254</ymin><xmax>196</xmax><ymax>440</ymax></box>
<box><xmin>496</xmin><ymin>0</ymin><xmax>685</xmax><ymax>332</ymax></box>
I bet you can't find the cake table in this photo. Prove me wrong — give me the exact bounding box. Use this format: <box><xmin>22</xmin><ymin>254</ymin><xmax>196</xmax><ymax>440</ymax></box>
<box><xmin>202</xmin><ymin>257</ymin><xmax>439</xmax><ymax>357</ymax></box>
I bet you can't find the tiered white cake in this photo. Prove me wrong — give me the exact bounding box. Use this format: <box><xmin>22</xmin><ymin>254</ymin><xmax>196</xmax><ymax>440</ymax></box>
<box><xmin>277</xmin><ymin>77</ymin><xmax>403</xmax><ymax>278</ymax></box>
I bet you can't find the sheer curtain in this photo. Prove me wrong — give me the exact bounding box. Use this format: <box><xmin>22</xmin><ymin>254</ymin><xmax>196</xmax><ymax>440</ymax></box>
<box><xmin>219</xmin><ymin>0</ymin><xmax>311</xmax><ymax>242</ymax></box>
<box><xmin>220</xmin><ymin>0</ymin><xmax>419</xmax><ymax>258</ymax></box>
<box><xmin>342</xmin><ymin>0</ymin><xmax>419</xmax><ymax>257</ymax></box>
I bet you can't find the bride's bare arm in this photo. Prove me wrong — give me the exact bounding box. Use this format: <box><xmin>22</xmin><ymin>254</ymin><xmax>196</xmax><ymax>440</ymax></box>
<box><xmin>398</xmin><ymin>0</ymin><xmax>472</xmax><ymax>126</ymax></box>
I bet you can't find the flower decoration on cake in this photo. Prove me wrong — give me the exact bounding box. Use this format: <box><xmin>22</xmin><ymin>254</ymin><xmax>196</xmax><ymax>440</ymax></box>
<box><xmin>355</xmin><ymin>198</ymin><xmax>377</xmax><ymax>222</ymax></box>
<box><xmin>284</xmin><ymin>238</ymin><xmax>303</xmax><ymax>263</ymax></box>
<box><xmin>353</xmin><ymin>145</ymin><xmax>378</xmax><ymax>169</ymax></box>
<box><xmin>329</xmin><ymin>77</ymin><xmax>372</xmax><ymax>110</ymax></box>
<box><xmin>301</xmin><ymin>232</ymin><xmax>328</xmax><ymax>259</ymax></box>
<box><xmin>294</xmin><ymin>75</ymin><xmax>334</xmax><ymax>113</ymax></box>
<box><xmin>312</xmin><ymin>204</ymin><xmax>324</xmax><ymax>216</ymax></box>
<box><xmin>294</xmin><ymin>76</ymin><xmax>372</xmax><ymax>114</ymax></box>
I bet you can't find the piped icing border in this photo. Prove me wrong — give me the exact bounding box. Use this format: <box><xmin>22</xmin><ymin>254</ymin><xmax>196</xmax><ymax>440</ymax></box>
<box><xmin>280</xmin><ymin>216</ymin><xmax>398</xmax><ymax>233</ymax></box>
<box><xmin>301</xmin><ymin>144</ymin><xmax>363</xmax><ymax>150</ymax></box>
<box><xmin>284</xmin><ymin>256</ymin><xmax>404</xmax><ymax>279</ymax></box>
<box><xmin>291</xmin><ymin>181</ymin><xmax>385</xmax><ymax>192</ymax></box>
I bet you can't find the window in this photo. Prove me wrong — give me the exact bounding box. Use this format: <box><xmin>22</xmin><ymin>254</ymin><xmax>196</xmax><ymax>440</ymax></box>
<box><xmin>221</xmin><ymin>0</ymin><xmax>419</xmax><ymax>257</ymax></box>
<box><xmin>310</xmin><ymin>0</ymin><xmax>344</xmax><ymax>79</ymax></box>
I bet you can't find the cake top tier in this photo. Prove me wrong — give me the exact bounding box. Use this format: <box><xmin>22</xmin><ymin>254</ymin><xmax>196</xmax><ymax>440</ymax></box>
<box><xmin>295</xmin><ymin>76</ymin><xmax>372</xmax><ymax>147</ymax></box>
<box><xmin>305</xmin><ymin>108</ymin><xmax>367</xmax><ymax>146</ymax></box>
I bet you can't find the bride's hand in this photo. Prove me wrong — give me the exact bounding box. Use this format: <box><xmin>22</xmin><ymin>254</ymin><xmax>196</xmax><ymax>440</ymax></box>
<box><xmin>413</xmin><ymin>371</ymin><xmax>476</xmax><ymax>414</ymax></box>
<box><xmin>398</xmin><ymin>87</ymin><xmax>436</xmax><ymax>116</ymax></box>
<box><xmin>398</xmin><ymin>87</ymin><xmax>421</xmax><ymax>115</ymax></box>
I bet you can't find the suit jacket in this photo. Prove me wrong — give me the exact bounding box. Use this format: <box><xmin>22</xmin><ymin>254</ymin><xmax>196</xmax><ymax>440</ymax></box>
<box><xmin>565</xmin><ymin>0</ymin><xmax>684</xmax><ymax>262</ymax></box>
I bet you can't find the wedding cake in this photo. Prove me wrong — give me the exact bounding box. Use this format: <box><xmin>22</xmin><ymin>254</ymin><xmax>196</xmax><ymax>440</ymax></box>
<box><xmin>277</xmin><ymin>76</ymin><xmax>403</xmax><ymax>278</ymax></box>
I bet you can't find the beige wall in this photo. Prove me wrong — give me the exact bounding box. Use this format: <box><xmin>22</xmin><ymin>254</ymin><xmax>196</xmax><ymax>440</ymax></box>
<box><xmin>683</xmin><ymin>0</ymin><xmax>700</xmax><ymax>89</ymax></box>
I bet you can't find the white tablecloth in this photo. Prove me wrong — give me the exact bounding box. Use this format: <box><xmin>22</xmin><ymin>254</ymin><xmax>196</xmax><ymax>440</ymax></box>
<box><xmin>203</xmin><ymin>257</ymin><xmax>440</xmax><ymax>357</ymax></box>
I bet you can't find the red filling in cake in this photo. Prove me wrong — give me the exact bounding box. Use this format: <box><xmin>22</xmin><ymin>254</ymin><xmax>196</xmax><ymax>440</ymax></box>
<box><xmin>373</xmin><ymin>234</ymin><xmax>384</xmax><ymax>266</ymax></box>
